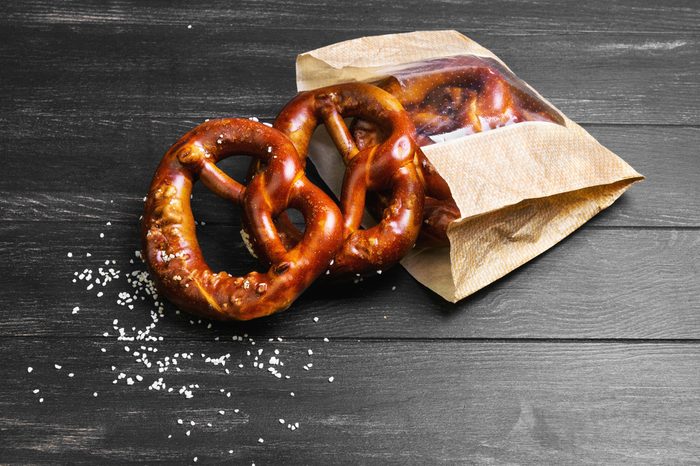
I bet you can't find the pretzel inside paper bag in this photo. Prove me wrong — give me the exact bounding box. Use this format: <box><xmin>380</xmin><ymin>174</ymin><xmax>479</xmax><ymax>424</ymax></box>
<box><xmin>352</xmin><ymin>55</ymin><xmax>564</xmax><ymax>146</ymax></box>
<box><xmin>351</xmin><ymin>55</ymin><xmax>566</xmax><ymax>246</ymax></box>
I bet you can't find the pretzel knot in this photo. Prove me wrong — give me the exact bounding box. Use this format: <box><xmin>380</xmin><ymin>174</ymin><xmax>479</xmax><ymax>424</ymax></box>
<box><xmin>248</xmin><ymin>83</ymin><xmax>425</xmax><ymax>277</ymax></box>
<box><xmin>351</xmin><ymin>56</ymin><xmax>565</xmax><ymax>247</ymax></box>
<box><xmin>141</xmin><ymin>118</ymin><xmax>343</xmax><ymax>320</ymax></box>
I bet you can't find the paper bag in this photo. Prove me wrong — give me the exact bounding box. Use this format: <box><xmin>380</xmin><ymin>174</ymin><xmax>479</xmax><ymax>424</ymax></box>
<box><xmin>296</xmin><ymin>30</ymin><xmax>643</xmax><ymax>302</ymax></box>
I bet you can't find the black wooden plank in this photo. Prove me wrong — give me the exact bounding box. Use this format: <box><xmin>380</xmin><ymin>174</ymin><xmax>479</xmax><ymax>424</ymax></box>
<box><xmin>2</xmin><ymin>221</ymin><xmax>698</xmax><ymax>339</ymax></box>
<box><xmin>1</xmin><ymin>125</ymin><xmax>698</xmax><ymax>227</ymax></box>
<box><xmin>1</xmin><ymin>2</ymin><xmax>698</xmax><ymax>128</ymax></box>
<box><xmin>1</xmin><ymin>31</ymin><xmax>697</xmax><ymax>125</ymax></box>
<box><xmin>3</xmin><ymin>338</ymin><xmax>700</xmax><ymax>464</ymax></box>
<box><xmin>5</xmin><ymin>0</ymin><xmax>699</xmax><ymax>34</ymax></box>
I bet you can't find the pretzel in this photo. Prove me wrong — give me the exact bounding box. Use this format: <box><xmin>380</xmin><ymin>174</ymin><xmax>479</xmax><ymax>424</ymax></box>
<box><xmin>352</xmin><ymin>55</ymin><xmax>565</xmax><ymax>246</ymax></box>
<box><xmin>247</xmin><ymin>83</ymin><xmax>425</xmax><ymax>277</ymax></box>
<box><xmin>141</xmin><ymin>118</ymin><xmax>343</xmax><ymax>320</ymax></box>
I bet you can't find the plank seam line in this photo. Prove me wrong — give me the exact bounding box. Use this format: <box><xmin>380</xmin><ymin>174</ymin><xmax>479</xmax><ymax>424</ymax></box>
<box><xmin>3</xmin><ymin>336</ymin><xmax>700</xmax><ymax>344</ymax></box>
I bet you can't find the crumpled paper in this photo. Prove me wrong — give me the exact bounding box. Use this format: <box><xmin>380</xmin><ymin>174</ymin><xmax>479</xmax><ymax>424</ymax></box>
<box><xmin>296</xmin><ymin>30</ymin><xmax>643</xmax><ymax>302</ymax></box>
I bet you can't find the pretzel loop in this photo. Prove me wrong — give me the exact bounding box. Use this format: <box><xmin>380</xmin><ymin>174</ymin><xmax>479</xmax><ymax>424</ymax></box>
<box><xmin>268</xmin><ymin>83</ymin><xmax>425</xmax><ymax>276</ymax></box>
<box><xmin>142</xmin><ymin>118</ymin><xmax>343</xmax><ymax>320</ymax></box>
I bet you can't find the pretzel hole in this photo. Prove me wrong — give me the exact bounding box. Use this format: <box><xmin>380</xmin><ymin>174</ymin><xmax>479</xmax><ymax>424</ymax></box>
<box><xmin>275</xmin><ymin>208</ymin><xmax>305</xmax><ymax>250</ymax></box>
<box><xmin>189</xmin><ymin>155</ymin><xmax>253</xmax><ymax>219</ymax></box>
<box><xmin>210</xmin><ymin>155</ymin><xmax>254</xmax><ymax>186</ymax></box>
<box><xmin>196</xmin><ymin>221</ymin><xmax>262</xmax><ymax>276</ymax></box>
<box><xmin>349</xmin><ymin>118</ymin><xmax>389</xmax><ymax>151</ymax></box>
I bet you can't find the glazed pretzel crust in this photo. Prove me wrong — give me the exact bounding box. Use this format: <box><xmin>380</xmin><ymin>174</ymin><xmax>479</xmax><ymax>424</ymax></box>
<box><xmin>352</xmin><ymin>56</ymin><xmax>565</xmax><ymax>246</ymax></box>
<box><xmin>141</xmin><ymin>118</ymin><xmax>343</xmax><ymax>320</ymax></box>
<box><xmin>262</xmin><ymin>83</ymin><xmax>426</xmax><ymax>276</ymax></box>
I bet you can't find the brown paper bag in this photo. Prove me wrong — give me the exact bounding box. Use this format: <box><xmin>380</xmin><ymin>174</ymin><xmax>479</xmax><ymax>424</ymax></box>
<box><xmin>296</xmin><ymin>30</ymin><xmax>643</xmax><ymax>302</ymax></box>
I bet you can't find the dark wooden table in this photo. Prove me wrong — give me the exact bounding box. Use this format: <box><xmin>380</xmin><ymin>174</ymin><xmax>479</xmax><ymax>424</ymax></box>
<box><xmin>2</xmin><ymin>1</ymin><xmax>699</xmax><ymax>463</ymax></box>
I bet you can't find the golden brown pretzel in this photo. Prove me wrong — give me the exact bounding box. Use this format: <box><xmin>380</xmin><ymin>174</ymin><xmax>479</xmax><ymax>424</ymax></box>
<box><xmin>352</xmin><ymin>55</ymin><xmax>565</xmax><ymax>246</ymax></box>
<box><xmin>247</xmin><ymin>83</ymin><xmax>425</xmax><ymax>277</ymax></box>
<box><xmin>141</xmin><ymin>118</ymin><xmax>343</xmax><ymax>320</ymax></box>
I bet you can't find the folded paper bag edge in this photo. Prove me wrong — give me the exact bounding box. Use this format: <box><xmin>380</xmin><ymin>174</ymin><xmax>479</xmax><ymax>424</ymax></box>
<box><xmin>421</xmin><ymin>120</ymin><xmax>644</xmax><ymax>223</ymax></box>
<box><xmin>296</xmin><ymin>30</ymin><xmax>504</xmax><ymax>92</ymax></box>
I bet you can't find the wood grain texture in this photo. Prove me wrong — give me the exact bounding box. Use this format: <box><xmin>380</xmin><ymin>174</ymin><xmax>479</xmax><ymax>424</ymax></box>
<box><xmin>2</xmin><ymin>125</ymin><xmax>698</xmax><ymax>227</ymax></box>
<box><xmin>3</xmin><ymin>339</ymin><xmax>700</xmax><ymax>464</ymax></box>
<box><xmin>1</xmin><ymin>1</ymin><xmax>698</xmax><ymax>129</ymax></box>
<box><xmin>2</xmin><ymin>221</ymin><xmax>698</xmax><ymax>339</ymax></box>
<box><xmin>2</xmin><ymin>0</ymin><xmax>699</xmax><ymax>463</ymax></box>
<box><xmin>6</xmin><ymin>0</ymin><xmax>700</xmax><ymax>33</ymax></box>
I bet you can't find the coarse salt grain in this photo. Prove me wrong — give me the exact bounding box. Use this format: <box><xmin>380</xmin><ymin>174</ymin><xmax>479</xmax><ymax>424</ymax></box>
<box><xmin>69</xmin><ymin>253</ymin><xmax>346</xmax><ymax>450</ymax></box>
